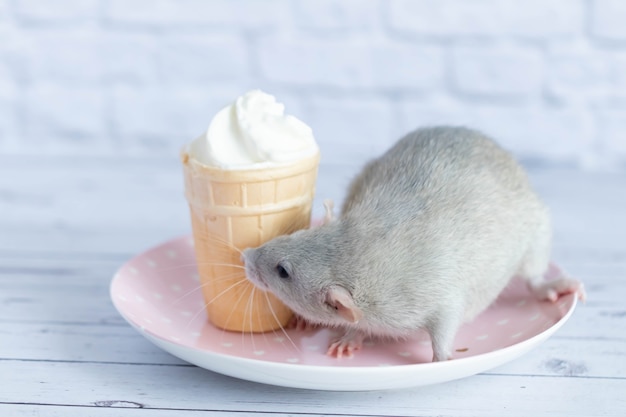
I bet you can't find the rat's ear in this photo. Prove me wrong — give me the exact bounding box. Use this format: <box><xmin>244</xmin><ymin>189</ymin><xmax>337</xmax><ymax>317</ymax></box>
<box><xmin>325</xmin><ymin>286</ymin><xmax>362</xmax><ymax>323</ymax></box>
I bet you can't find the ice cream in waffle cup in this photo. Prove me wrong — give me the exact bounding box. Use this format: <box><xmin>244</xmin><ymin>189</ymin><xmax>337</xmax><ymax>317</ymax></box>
<box><xmin>181</xmin><ymin>90</ymin><xmax>320</xmax><ymax>332</ymax></box>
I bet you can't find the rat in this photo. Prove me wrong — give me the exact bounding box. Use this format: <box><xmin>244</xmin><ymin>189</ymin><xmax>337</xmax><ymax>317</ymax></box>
<box><xmin>242</xmin><ymin>126</ymin><xmax>585</xmax><ymax>361</ymax></box>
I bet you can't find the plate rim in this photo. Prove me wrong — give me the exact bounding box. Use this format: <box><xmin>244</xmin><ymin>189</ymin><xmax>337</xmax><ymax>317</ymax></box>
<box><xmin>110</xmin><ymin>235</ymin><xmax>578</xmax><ymax>390</ymax></box>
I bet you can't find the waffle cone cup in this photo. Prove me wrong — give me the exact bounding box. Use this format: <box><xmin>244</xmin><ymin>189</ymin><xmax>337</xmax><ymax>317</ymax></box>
<box><xmin>181</xmin><ymin>146</ymin><xmax>320</xmax><ymax>332</ymax></box>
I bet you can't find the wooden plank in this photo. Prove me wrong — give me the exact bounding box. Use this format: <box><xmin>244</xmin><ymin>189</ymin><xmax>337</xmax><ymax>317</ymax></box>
<box><xmin>0</xmin><ymin>322</ymin><xmax>185</xmax><ymax>365</ymax></box>
<box><xmin>0</xmin><ymin>360</ymin><xmax>623</xmax><ymax>417</ymax></box>
<box><xmin>0</xmin><ymin>321</ymin><xmax>624</xmax><ymax>379</ymax></box>
<box><xmin>0</xmin><ymin>406</ymin><xmax>336</xmax><ymax>417</ymax></box>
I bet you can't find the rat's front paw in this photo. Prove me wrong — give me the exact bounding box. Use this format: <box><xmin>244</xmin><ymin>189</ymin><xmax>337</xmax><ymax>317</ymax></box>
<box><xmin>327</xmin><ymin>331</ymin><xmax>364</xmax><ymax>359</ymax></box>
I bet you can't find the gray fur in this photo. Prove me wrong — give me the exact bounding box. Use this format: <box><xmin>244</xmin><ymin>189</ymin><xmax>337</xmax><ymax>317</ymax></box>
<box><xmin>243</xmin><ymin>126</ymin><xmax>559</xmax><ymax>361</ymax></box>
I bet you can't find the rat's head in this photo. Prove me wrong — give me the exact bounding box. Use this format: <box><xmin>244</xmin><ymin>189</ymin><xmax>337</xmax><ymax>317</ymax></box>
<box><xmin>242</xmin><ymin>225</ymin><xmax>363</xmax><ymax>327</ymax></box>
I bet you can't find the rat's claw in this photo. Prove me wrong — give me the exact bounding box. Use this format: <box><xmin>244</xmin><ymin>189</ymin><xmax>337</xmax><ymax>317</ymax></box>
<box><xmin>327</xmin><ymin>331</ymin><xmax>364</xmax><ymax>359</ymax></box>
<box><xmin>530</xmin><ymin>277</ymin><xmax>586</xmax><ymax>303</ymax></box>
<box><xmin>327</xmin><ymin>340</ymin><xmax>358</xmax><ymax>359</ymax></box>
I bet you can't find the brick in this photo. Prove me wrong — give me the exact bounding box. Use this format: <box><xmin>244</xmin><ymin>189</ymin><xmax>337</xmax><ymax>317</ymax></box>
<box><xmin>104</xmin><ymin>0</ymin><xmax>289</xmax><ymax>28</ymax></box>
<box><xmin>500</xmin><ymin>0</ymin><xmax>583</xmax><ymax>38</ymax></box>
<box><xmin>597</xmin><ymin>109</ymin><xmax>626</xmax><ymax>157</ymax></box>
<box><xmin>102</xmin><ymin>33</ymin><xmax>159</xmax><ymax>84</ymax></box>
<box><xmin>21</xmin><ymin>84</ymin><xmax>106</xmax><ymax>153</ymax></box>
<box><xmin>157</xmin><ymin>35</ymin><xmax>249</xmax><ymax>84</ymax></box>
<box><xmin>370</xmin><ymin>43</ymin><xmax>444</xmax><ymax>90</ymax></box>
<box><xmin>258</xmin><ymin>39</ymin><xmax>443</xmax><ymax>90</ymax></box>
<box><xmin>293</xmin><ymin>0</ymin><xmax>379</xmax><ymax>31</ymax></box>
<box><xmin>451</xmin><ymin>46</ymin><xmax>543</xmax><ymax>97</ymax></box>
<box><xmin>614</xmin><ymin>55</ymin><xmax>626</xmax><ymax>93</ymax></box>
<box><xmin>0</xmin><ymin>1</ymin><xmax>8</xmax><ymax>22</ymax></box>
<box><xmin>0</xmin><ymin>80</ymin><xmax>18</xmax><ymax>150</ymax></box>
<box><xmin>14</xmin><ymin>0</ymin><xmax>99</xmax><ymax>23</ymax></box>
<box><xmin>0</xmin><ymin>26</ymin><xmax>30</xmax><ymax>83</ymax></box>
<box><xmin>546</xmin><ymin>45</ymin><xmax>626</xmax><ymax>103</ymax></box>
<box><xmin>398</xmin><ymin>96</ymin><xmax>462</xmax><ymax>135</ymax></box>
<box><xmin>258</xmin><ymin>39</ymin><xmax>371</xmax><ymax>87</ymax></box>
<box><xmin>387</xmin><ymin>0</ymin><xmax>583</xmax><ymax>38</ymax></box>
<box><xmin>400</xmin><ymin>100</ymin><xmax>593</xmax><ymax>161</ymax></box>
<box><xmin>1</xmin><ymin>28</ymin><xmax>23</xmax><ymax>146</ymax></box>
<box><xmin>109</xmin><ymin>85</ymin><xmax>247</xmax><ymax>154</ymax></box>
<box><xmin>304</xmin><ymin>97</ymin><xmax>394</xmax><ymax>165</ymax></box>
<box><xmin>546</xmin><ymin>48</ymin><xmax>611</xmax><ymax>99</ymax></box>
<box><xmin>21</xmin><ymin>30</ymin><xmax>104</xmax><ymax>84</ymax></box>
<box><xmin>590</xmin><ymin>0</ymin><xmax>626</xmax><ymax>41</ymax></box>
<box><xmin>387</xmin><ymin>0</ymin><xmax>499</xmax><ymax>37</ymax></box>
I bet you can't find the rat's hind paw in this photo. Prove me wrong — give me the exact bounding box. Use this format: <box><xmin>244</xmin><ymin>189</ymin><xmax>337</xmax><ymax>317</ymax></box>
<box><xmin>530</xmin><ymin>277</ymin><xmax>586</xmax><ymax>303</ymax></box>
<box><xmin>327</xmin><ymin>331</ymin><xmax>364</xmax><ymax>359</ymax></box>
<box><xmin>287</xmin><ymin>314</ymin><xmax>319</xmax><ymax>331</ymax></box>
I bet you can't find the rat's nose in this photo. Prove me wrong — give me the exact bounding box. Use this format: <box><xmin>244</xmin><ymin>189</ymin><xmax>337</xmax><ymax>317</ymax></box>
<box><xmin>241</xmin><ymin>247</ymin><xmax>256</xmax><ymax>264</ymax></box>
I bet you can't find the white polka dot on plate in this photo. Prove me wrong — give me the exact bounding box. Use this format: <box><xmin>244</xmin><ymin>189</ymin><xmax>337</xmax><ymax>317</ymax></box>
<box><xmin>273</xmin><ymin>337</ymin><xmax>285</xmax><ymax>343</ymax></box>
<box><xmin>221</xmin><ymin>342</ymin><xmax>233</xmax><ymax>348</ymax></box>
<box><xmin>511</xmin><ymin>332</ymin><xmax>523</xmax><ymax>339</ymax></box>
<box><xmin>516</xmin><ymin>300</ymin><xmax>527</xmax><ymax>307</ymax></box>
<box><xmin>529</xmin><ymin>312</ymin><xmax>540</xmax><ymax>321</ymax></box>
<box><xmin>497</xmin><ymin>319</ymin><xmax>509</xmax><ymax>325</ymax></box>
<box><xmin>171</xmin><ymin>284</ymin><xmax>182</xmax><ymax>292</ymax></box>
<box><xmin>286</xmin><ymin>358</ymin><xmax>299</xmax><ymax>363</ymax></box>
<box><xmin>476</xmin><ymin>334</ymin><xmax>489</xmax><ymax>341</ymax></box>
<box><xmin>146</xmin><ymin>259</ymin><xmax>157</xmax><ymax>268</ymax></box>
<box><xmin>253</xmin><ymin>350</ymin><xmax>265</xmax><ymax>356</ymax></box>
<box><xmin>167</xmin><ymin>250</ymin><xmax>177</xmax><ymax>258</ymax></box>
<box><xmin>397</xmin><ymin>351</ymin><xmax>411</xmax><ymax>357</ymax></box>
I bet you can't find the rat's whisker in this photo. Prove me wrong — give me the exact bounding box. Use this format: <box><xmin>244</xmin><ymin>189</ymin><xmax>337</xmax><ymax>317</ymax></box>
<box><xmin>203</xmin><ymin>234</ymin><xmax>245</xmax><ymax>257</ymax></box>
<box><xmin>264</xmin><ymin>291</ymin><xmax>299</xmax><ymax>353</ymax></box>
<box><xmin>156</xmin><ymin>262</ymin><xmax>246</xmax><ymax>273</ymax></box>
<box><xmin>247</xmin><ymin>287</ymin><xmax>257</xmax><ymax>352</ymax></box>
<box><xmin>219</xmin><ymin>279</ymin><xmax>250</xmax><ymax>337</ymax></box>
<box><xmin>195</xmin><ymin>262</ymin><xmax>246</xmax><ymax>269</ymax></box>
<box><xmin>172</xmin><ymin>271</ymin><xmax>251</xmax><ymax>306</ymax></box>
<box><xmin>185</xmin><ymin>278</ymin><xmax>247</xmax><ymax>329</ymax></box>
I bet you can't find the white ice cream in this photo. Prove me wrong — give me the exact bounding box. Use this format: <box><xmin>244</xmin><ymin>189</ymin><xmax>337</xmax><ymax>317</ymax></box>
<box><xmin>191</xmin><ymin>90</ymin><xmax>319</xmax><ymax>169</ymax></box>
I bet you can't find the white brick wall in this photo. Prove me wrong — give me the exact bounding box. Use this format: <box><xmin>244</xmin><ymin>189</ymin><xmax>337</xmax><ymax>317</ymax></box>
<box><xmin>0</xmin><ymin>0</ymin><xmax>625</xmax><ymax>170</ymax></box>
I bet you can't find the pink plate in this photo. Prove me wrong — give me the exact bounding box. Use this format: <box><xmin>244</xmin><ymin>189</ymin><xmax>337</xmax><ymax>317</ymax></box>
<box><xmin>110</xmin><ymin>236</ymin><xmax>578</xmax><ymax>391</ymax></box>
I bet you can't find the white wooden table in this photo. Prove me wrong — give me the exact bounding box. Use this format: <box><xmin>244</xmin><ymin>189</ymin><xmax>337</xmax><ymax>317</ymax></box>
<box><xmin>1</xmin><ymin>155</ymin><xmax>625</xmax><ymax>416</ymax></box>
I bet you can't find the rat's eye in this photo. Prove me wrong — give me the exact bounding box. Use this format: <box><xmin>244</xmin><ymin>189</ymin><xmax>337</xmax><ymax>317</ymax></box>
<box><xmin>276</xmin><ymin>263</ymin><xmax>290</xmax><ymax>279</ymax></box>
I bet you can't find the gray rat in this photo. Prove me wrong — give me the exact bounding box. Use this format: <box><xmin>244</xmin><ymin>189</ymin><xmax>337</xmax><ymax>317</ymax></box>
<box><xmin>243</xmin><ymin>126</ymin><xmax>585</xmax><ymax>361</ymax></box>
